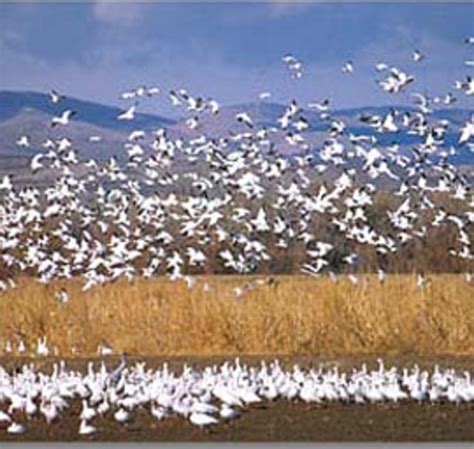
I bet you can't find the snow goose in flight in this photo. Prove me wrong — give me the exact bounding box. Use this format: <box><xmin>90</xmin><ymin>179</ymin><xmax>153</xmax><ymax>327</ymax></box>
<box><xmin>16</xmin><ymin>135</ymin><xmax>31</xmax><ymax>148</ymax></box>
<box><xmin>282</xmin><ymin>54</ymin><xmax>303</xmax><ymax>78</ymax></box>
<box><xmin>120</xmin><ymin>89</ymin><xmax>136</xmax><ymax>100</ymax></box>
<box><xmin>128</xmin><ymin>130</ymin><xmax>145</xmax><ymax>141</ymax></box>
<box><xmin>207</xmin><ymin>99</ymin><xmax>220</xmax><ymax>115</ymax></box>
<box><xmin>459</xmin><ymin>116</ymin><xmax>474</xmax><ymax>145</ymax></box>
<box><xmin>307</xmin><ymin>98</ymin><xmax>329</xmax><ymax>111</ymax></box>
<box><xmin>375</xmin><ymin>62</ymin><xmax>389</xmax><ymax>71</ymax></box>
<box><xmin>342</xmin><ymin>60</ymin><xmax>354</xmax><ymax>73</ymax></box>
<box><xmin>30</xmin><ymin>153</ymin><xmax>44</xmax><ymax>173</ymax></box>
<box><xmin>454</xmin><ymin>76</ymin><xmax>473</xmax><ymax>96</ymax></box>
<box><xmin>146</xmin><ymin>86</ymin><xmax>160</xmax><ymax>96</ymax></box>
<box><xmin>293</xmin><ymin>116</ymin><xmax>309</xmax><ymax>132</ymax></box>
<box><xmin>236</xmin><ymin>112</ymin><xmax>253</xmax><ymax>128</ymax></box>
<box><xmin>0</xmin><ymin>175</ymin><xmax>13</xmax><ymax>191</ymax></box>
<box><xmin>186</xmin><ymin>116</ymin><xmax>200</xmax><ymax>130</ymax></box>
<box><xmin>169</xmin><ymin>89</ymin><xmax>182</xmax><ymax>106</ymax></box>
<box><xmin>411</xmin><ymin>93</ymin><xmax>432</xmax><ymax>114</ymax></box>
<box><xmin>117</xmin><ymin>104</ymin><xmax>137</xmax><ymax>121</ymax></box>
<box><xmin>433</xmin><ymin>92</ymin><xmax>457</xmax><ymax>105</ymax></box>
<box><xmin>51</xmin><ymin>109</ymin><xmax>76</xmax><ymax>127</ymax></box>
<box><xmin>301</xmin><ymin>259</ymin><xmax>328</xmax><ymax>276</ymax></box>
<box><xmin>412</xmin><ymin>49</ymin><xmax>425</xmax><ymax>62</ymax></box>
<box><xmin>49</xmin><ymin>89</ymin><xmax>64</xmax><ymax>104</ymax></box>
<box><xmin>378</xmin><ymin>67</ymin><xmax>414</xmax><ymax>93</ymax></box>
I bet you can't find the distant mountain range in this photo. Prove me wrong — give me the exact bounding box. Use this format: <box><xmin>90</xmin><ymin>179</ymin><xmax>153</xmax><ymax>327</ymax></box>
<box><xmin>0</xmin><ymin>90</ymin><xmax>174</xmax><ymax>130</ymax></box>
<box><xmin>1</xmin><ymin>90</ymin><xmax>473</xmax><ymax>171</ymax></box>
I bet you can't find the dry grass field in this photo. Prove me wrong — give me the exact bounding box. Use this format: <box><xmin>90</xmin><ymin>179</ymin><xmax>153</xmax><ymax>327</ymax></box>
<box><xmin>1</xmin><ymin>274</ymin><xmax>473</xmax><ymax>358</ymax></box>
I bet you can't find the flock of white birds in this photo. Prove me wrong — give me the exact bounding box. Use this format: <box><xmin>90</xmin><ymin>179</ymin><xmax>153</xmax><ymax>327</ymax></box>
<box><xmin>1</xmin><ymin>44</ymin><xmax>473</xmax><ymax>300</ymax></box>
<box><xmin>0</xmin><ymin>41</ymin><xmax>474</xmax><ymax>436</ymax></box>
<box><xmin>0</xmin><ymin>358</ymin><xmax>473</xmax><ymax>435</ymax></box>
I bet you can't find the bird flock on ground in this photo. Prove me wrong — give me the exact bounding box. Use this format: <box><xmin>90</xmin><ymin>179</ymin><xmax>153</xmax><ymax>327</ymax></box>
<box><xmin>0</xmin><ymin>42</ymin><xmax>473</xmax><ymax>301</ymax></box>
<box><xmin>0</xmin><ymin>358</ymin><xmax>473</xmax><ymax>436</ymax></box>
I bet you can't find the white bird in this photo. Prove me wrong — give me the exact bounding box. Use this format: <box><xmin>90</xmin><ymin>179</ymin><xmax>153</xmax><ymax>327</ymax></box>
<box><xmin>459</xmin><ymin>117</ymin><xmax>474</xmax><ymax>145</ymax></box>
<box><xmin>379</xmin><ymin>67</ymin><xmax>414</xmax><ymax>93</ymax></box>
<box><xmin>282</xmin><ymin>54</ymin><xmax>304</xmax><ymax>78</ymax></box>
<box><xmin>97</xmin><ymin>345</ymin><xmax>113</xmax><ymax>356</ymax></box>
<box><xmin>120</xmin><ymin>90</ymin><xmax>136</xmax><ymax>100</ymax></box>
<box><xmin>342</xmin><ymin>60</ymin><xmax>354</xmax><ymax>73</ymax></box>
<box><xmin>55</xmin><ymin>288</ymin><xmax>69</xmax><ymax>304</ymax></box>
<box><xmin>151</xmin><ymin>404</ymin><xmax>168</xmax><ymax>420</ymax></box>
<box><xmin>30</xmin><ymin>153</ymin><xmax>44</xmax><ymax>173</ymax></box>
<box><xmin>416</xmin><ymin>273</ymin><xmax>426</xmax><ymax>288</ymax></box>
<box><xmin>36</xmin><ymin>337</ymin><xmax>49</xmax><ymax>356</ymax></box>
<box><xmin>114</xmin><ymin>408</ymin><xmax>130</xmax><ymax>423</ymax></box>
<box><xmin>16</xmin><ymin>135</ymin><xmax>31</xmax><ymax>148</ymax></box>
<box><xmin>375</xmin><ymin>62</ymin><xmax>389</xmax><ymax>71</ymax></box>
<box><xmin>118</xmin><ymin>105</ymin><xmax>136</xmax><ymax>121</ymax></box>
<box><xmin>186</xmin><ymin>116</ymin><xmax>200</xmax><ymax>130</ymax></box>
<box><xmin>51</xmin><ymin>110</ymin><xmax>75</xmax><ymax>127</ymax></box>
<box><xmin>40</xmin><ymin>402</ymin><xmax>59</xmax><ymax>425</ymax></box>
<box><xmin>343</xmin><ymin>253</ymin><xmax>358</xmax><ymax>265</ymax></box>
<box><xmin>219</xmin><ymin>404</ymin><xmax>240</xmax><ymax>420</ymax></box>
<box><xmin>377</xmin><ymin>269</ymin><xmax>386</xmax><ymax>283</ymax></box>
<box><xmin>0</xmin><ymin>410</ymin><xmax>11</xmax><ymax>422</ymax></box>
<box><xmin>411</xmin><ymin>93</ymin><xmax>432</xmax><ymax>114</ymax></box>
<box><xmin>7</xmin><ymin>422</ymin><xmax>26</xmax><ymax>434</ymax></box>
<box><xmin>189</xmin><ymin>412</ymin><xmax>218</xmax><ymax>428</ymax></box>
<box><xmin>169</xmin><ymin>90</ymin><xmax>182</xmax><ymax>106</ymax></box>
<box><xmin>128</xmin><ymin>130</ymin><xmax>145</xmax><ymax>141</ymax></box>
<box><xmin>79</xmin><ymin>419</ymin><xmax>97</xmax><ymax>435</ymax></box>
<box><xmin>348</xmin><ymin>274</ymin><xmax>359</xmax><ymax>285</ymax></box>
<box><xmin>307</xmin><ymin>98</ymin><xmax>329</xmax><ymax>111</ymax></box>
<box><xmin>412</xmin><ymin>49</ymin><xmax>425</xmax><ymax>62</ymax></box>
<box><xmin>49</xmin><ymin>89</ymin><xmax>64</xmax><ymax>104</ymax></box>
<box><xmin>147</xmin><ymin>86</ymin><xmax>160</xmax><ymax>96</ymax></box>
<box><xmin>107</xmin><ymin>353</ymin><xmax>127</xmax><ymax>386</ymax></box>
<box><xmin>236</xmin><ymin>112</ymin><xmax>253</xmax><ymax>128</ymax></box>
<box><xmin>208</xmin><ymin>99</ymin><xmax>220</xmax><ymax>114</ymax></box>
<box><xmin>80</xmin><ymin>400</ymin><xmax>96</xmax><ymax>421</ymax></box>
<box><xmin>0</xmin><ymin>175</ymin><xmax>13</xmax><ymax>191</ymax></box>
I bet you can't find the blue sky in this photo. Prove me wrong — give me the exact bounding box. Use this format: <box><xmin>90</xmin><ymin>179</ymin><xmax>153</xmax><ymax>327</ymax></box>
<box><xmin>0</xmin><ymin>2</ymin><xmax>473</xmax><ymax>115</ymax></box>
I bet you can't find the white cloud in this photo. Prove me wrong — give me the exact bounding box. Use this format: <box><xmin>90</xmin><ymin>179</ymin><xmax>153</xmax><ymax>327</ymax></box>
<box><xmin>92</xmin><ymin>1</ymin><xmax>147</xmax><ymax>27</ymax></box>
<box><xmin>2</xmin><ymin>7</ymin><xmax>470</xmax><ymax>117</ymax></box>
<box><xmin>266</xmin><ymin>2</ymin><xmax>315</xmax><ymax>18</ymax></box>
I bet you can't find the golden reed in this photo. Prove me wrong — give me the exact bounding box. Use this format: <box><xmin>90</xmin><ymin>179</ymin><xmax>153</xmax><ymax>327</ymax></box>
<box><xmin>0</xmin><ymin>274</ymin><xmax>473</xmax><ymax>358</ymax></box>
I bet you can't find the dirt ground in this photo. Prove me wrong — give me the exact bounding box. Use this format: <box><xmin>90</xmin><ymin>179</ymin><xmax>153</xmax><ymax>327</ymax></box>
<box><xmin>1</xmin><ymin>355</ymin><xmax>473</xmax><ymax>441</ymax></box>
